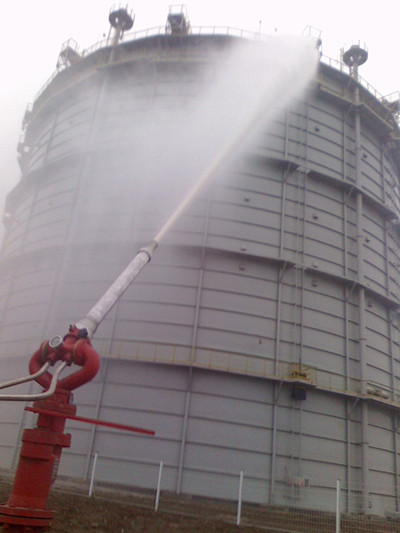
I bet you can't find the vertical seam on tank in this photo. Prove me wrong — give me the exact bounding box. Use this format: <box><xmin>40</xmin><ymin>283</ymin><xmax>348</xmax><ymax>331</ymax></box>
<box><xmin>176</xmin><ymin>182</ymin><xmax>213</xmax><ymax>494</ymax></box>
<box><xmin>354</xmin><ymin>76</ymin><xmax>370</xmax><ymax>512</ymax></box>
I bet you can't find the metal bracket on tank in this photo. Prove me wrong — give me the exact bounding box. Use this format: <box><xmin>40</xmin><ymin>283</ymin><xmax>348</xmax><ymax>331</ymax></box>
<box><xmin>288</xmin><ymin>363</ymin><xmax>316</xmax><ymax>387</ymax></box>
<box><xmin>348</xmin><ymin>397</ymin><xmax>360</xmax><ymax>417</ymax></box>
<box><xmin>278</xmin><ymin>260</ymin><xmax>295</xmax><ymax>281</ymax></box>
<box><xmin>282</xmin><ymin>160</ymin><xmax>299</xmax><ymax>181</ymax></box>
<box><xmin>273</xmin><ymin>380</ymin><xmax>284</xmax><ymax>403</ymax></box>
<box><xmin>345</xmin><ymin>281</ymin><xmax>358</xmax><ymax>302</ymax></box>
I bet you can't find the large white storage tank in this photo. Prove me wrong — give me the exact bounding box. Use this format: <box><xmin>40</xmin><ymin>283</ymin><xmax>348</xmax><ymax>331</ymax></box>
<box><xmin>1</xmin><ymin>7</ymin><xmax>400</xmax><ymax>516</ymax></box>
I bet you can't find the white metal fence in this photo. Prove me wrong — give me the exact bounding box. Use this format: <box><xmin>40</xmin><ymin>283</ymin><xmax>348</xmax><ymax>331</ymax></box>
<box><xmin>80</xmin><ymin>453</ymin><xmax>400</xmax><ymax>532</ymax></box>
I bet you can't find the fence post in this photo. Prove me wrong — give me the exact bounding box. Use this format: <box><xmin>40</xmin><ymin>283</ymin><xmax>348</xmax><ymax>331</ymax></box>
<box><xmin>336</xmin><ymin>479</ymin><xmax>340</xmax><ymax>533</ymax></box>
<box><xmin>236</xmin><ymin>470</ymin><xmax>244</xmax><ymax>526</ymax></box>
<box><xmin>88</xmin><ymin>452</ymin><xmax>98</xmax><ymax>497</ymax></box>
<box><xmin>155</xmin><ymin>460</ymin><xmax>163</xmax><ymax>511</ymax></box>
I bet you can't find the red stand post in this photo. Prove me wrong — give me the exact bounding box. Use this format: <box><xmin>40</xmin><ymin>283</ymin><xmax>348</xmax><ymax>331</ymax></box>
<box><xmin>0</xmin><ymin>327</ymin><xmax>153</xmax><ymax>532</ymax></box>
<box><xmin>0</xmin><ymin>390</ymin><xmax>76</xmax><ymax>531</ymax></box>
<box><xmin>0</xmin><ymin>327</ymin><xmax>100</xmax><ymax>532</ymax></box>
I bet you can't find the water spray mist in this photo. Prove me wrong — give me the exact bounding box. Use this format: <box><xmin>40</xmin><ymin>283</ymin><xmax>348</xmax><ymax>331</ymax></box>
<box><xmin>77</xmin><ymin>35</ymin><xmax>319</xmax><ymax>338</ymax></box>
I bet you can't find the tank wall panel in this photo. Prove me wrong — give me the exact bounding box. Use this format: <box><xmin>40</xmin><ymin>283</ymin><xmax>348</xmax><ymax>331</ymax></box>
<box><xmin>359</xmin><ymin>127</ymin><xmax>384</xmax><ymax>200</ymax></box>
<box><xmin>384</xmin><ymin>162</ymin><xmax>400</xmax><ymax>217</ymax></box>
<box><xmin>305</xmin><ymin>101</ymin><xmax>346</xmax><ymax>179</ymax></box>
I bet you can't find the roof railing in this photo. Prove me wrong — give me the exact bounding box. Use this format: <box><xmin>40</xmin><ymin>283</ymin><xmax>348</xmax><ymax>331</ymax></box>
<box><xmin>30</xmin><ymin>26</ymin><xmax>399</xmax><ymax>126</ymax></box>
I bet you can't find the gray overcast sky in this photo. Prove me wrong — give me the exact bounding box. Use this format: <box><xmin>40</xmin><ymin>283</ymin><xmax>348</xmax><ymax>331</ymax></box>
<box><xmin>0</xmin><ymin>0</ymin><xmax>399</xmax><ymax>207</ymax></box>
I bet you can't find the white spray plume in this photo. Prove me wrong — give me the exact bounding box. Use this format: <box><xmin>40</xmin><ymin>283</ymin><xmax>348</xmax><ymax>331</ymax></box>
<box><xmin>154</xmin><ymin>34</ymin><xmax>320</xmax><ymax>242</ymax></box>
<box><xmin>77</xmin><ymin>34</ymin><xmax>320</xmax><ymax>334</ymax></box>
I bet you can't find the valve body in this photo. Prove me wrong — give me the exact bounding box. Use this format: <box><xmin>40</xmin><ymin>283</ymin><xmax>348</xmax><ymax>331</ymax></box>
<box><xmin>0</xmin><ymin>390</ymin><xmax>75</xmax><ymax>531</ymax></box>
<box><xmin>0</xmin><ymin>327</ymin><xmax>100</xmax><ymax>531</ymax></box>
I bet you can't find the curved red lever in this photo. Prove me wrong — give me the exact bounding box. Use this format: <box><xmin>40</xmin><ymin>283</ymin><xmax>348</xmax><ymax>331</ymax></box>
<box><xmin>29</xmin><ymin>327</ymin><xmax>100</xmax><ymax>392</ymax></box>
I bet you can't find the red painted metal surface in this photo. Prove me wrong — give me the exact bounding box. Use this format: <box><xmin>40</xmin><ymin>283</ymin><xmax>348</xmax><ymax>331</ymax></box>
<box><xmin>25</xmin><ymin>406</ymin><xmax>155</xmax><ymax>435</ymax></box>
<box><xmin>0</xmin><ymin>327</ymin><xmax>101</xmax><ymax>531</ymax></box>
<box><xmin>0</xmin><ymin>326</ymin><xmax>155</xmax><ymax>531</ymax></box>
<box><xmin>0</xmin><ymin>389</ymin><xmax>75</xmax><ymax>531</ymax></box>
<box><xmin>29</xmin><ymin>327</ymin><xmax>100</xmax><ymax>391</ymax></box>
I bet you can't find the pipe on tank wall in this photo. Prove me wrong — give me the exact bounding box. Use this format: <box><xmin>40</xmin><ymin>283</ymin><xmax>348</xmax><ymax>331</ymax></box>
<box><xmin>176</xmin><ymin>377</ymin><xmax>192</xmax><ymax>494</ymax></box>
<box><xmin>380</xmin><ymin>139</ymin><xmax>400</xmax><ymax>511</ymax></box>
<box><xmin>342</xmin><ymin>117</ymin><xmax>354</xmax><ymax>510</ymax></box>
<box><xmin>353</xmin><ymin>77</ymin><xmax>370</xmax><ymax>512</ymax></box>
<box><xmin>269</xmin><ymin>384</ymin><xmax>280</xmax><ymax>504</ymax></box>
<box><xmin>175</xmin><ymin>188</ymin><xmax>213</xmax><ymax>494</ymax></box>
<box><xmin>388</xmin><ymin>313</ymin><xmax>400</xmax><ymax>510</ymax></box>
<box><xmin>358</xmin><ymin>287</ymin><xmax>370</xmax><ymax>510</ymax></box>
<box><xmin>269</xmin><ymin>167</ymin><xmax>290</xmax><ymax>504</ymax></box>
<box><xmin>269</xmin><ymin>268</ymin><xmax>284</xmax><ymax>503</ymax></box>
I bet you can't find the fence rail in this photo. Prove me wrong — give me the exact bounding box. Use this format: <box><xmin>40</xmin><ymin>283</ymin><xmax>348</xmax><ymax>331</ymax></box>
<box><xmin>74</xmin><ymin>453</ymin><xmax>400</xmax><ymax>533</ymax></box>
<box><xmin>3</xmin><ymin>458</ymin><xmax>400</xmax><ymax>532</ymax></box>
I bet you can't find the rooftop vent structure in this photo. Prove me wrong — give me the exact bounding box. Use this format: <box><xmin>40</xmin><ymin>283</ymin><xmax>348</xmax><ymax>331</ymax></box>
<box><xmin>166</xmin><ymin>4</ymin><xmax>190</xmax><ymax>35</ymax></box>
<box><xmin>342</xmin><ymin>43</ymin><xmax>368</xmax><ymax>79</ymax></box>
<box><xmin>108</xmin><ymin>4</ymin><xmax>134</xmax><ymax>45</ymax></box>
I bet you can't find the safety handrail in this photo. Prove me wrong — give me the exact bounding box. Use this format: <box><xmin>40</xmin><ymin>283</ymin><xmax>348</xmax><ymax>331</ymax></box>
<box><xmin>30</xmin><ymin>24</ymin><xmax>391</xmax><ymax>121</ymax></box>
<box><xmin>0</xmin><ymin>362</ymin><xmax>67</xmax><ymax>401</ymax></box>
<box><xmin>0</xmin><ymin>362</ymin><xmax>51</xmax><ymax>390</ymax></box>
